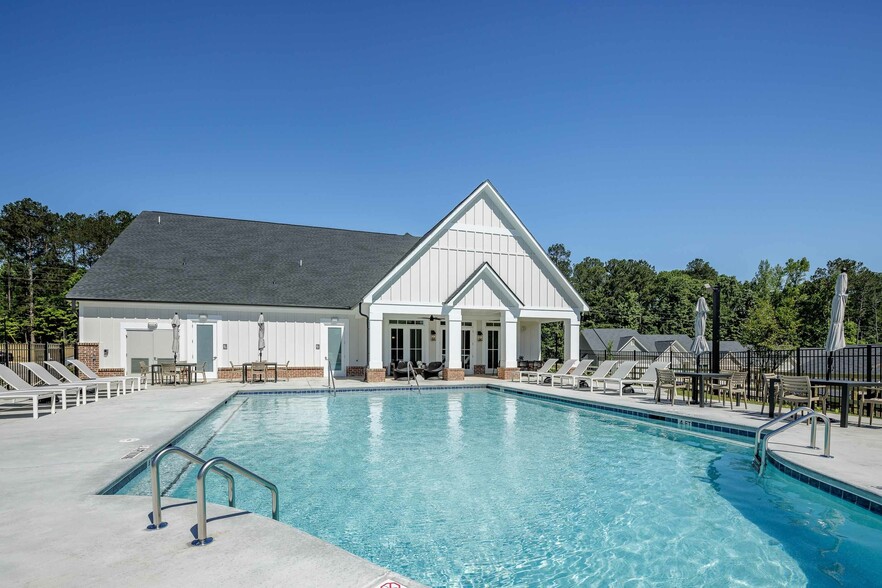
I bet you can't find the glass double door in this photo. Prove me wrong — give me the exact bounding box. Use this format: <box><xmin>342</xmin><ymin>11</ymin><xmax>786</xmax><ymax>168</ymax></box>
<box><xmin>390</xmin><ymin>327</ymin><xmax>423</xmax><ymax>367</ymax></box>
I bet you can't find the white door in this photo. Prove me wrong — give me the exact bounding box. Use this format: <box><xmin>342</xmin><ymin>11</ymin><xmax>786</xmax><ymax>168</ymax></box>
<box><xmin>196</xmin><ymin>323</ymin><xmax>217</xmax><ymax>378</ymax></box>
<box><xmin>125</xmin><ymin>329</ymin><xmax>173</xmax><ymax>375</ymax></box>
<box><xmin>326</xmin><ymin>324</ymin><xmax>346</xmax><ymax>377</ymax></box>
<box><xmin>461</xmin><ymin>327</ymin><xmax>473</xmax><ymax>374</ymax></box>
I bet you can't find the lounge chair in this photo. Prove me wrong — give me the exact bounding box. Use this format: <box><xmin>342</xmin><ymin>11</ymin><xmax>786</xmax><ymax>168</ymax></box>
<box><xmin>551</xmin><ymin>359</ymin><xmax>594</xmax><ymax>387</ymax></box>
<box><xmin>67</xmin><ymin>358</ymin><xmax>140</xmax><ymax>392</ymax></box>
<box><xmin>45</xmin><ymin>361</ymin><xmax>127</xmax><ymax>397</ymax></box>
<box><xmin>593</xmin><ymin>361</ymin><xmax>639</xmax><ymax>395</ymax></box>
<box><xmin>0</xmin><ymin>364</ymin><xmax>79</xmax><ymax>411</ymax></box>
<box><xmin>0</xmin><ymin>388</ymin><xmax>61</xmax><ymax>419</ymax></box>
<box><xmin>618</xmin><ymin>361</ymin><xmax>670</xmax><ymax>396</ymax></box>
<box><xmin>393</xmin><ymin>360</ymin><xmax>414</xmax><ymax>380</ymax></box>
<box><xmin>21</xmin><ymin>361</ymin><xmax>111</xmax><ymax>401</ymax></box>
<box><xmin>518</xmin><ymin>359</ymin><xmax>558</xmax><ymax>384</ymax></box>
<box><xmin>571</xmin><ymin>360</ymin><xmax>617</xmax><ymax>390</ymax></box>
<box><xmin>422</xmin><ymin>361</ymin><xmax>443</xmax><ymax>380</ymax></box>
<box><xmin>536</xmin><ymin>359</ymin><xmax>577</xmax><ymax>386</ymax></box>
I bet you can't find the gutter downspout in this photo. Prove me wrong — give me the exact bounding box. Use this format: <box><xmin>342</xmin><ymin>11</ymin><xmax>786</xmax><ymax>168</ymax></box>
<box><xmin>358</xmin><ymin>302</ymin><xmax>370</xmax><ymax>382</ymax></box>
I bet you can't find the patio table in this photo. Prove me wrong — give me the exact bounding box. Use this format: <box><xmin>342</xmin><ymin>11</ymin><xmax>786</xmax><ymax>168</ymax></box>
<box><xmin>242</xmin><ymin>362</ymin><xmax>278</xmax><ymax>383</ymax></box>
<box><xmin>150</xmin><ymin>363</ymin><xmax>196</xmax><ymax>385</ymax></box>
<box><xmin>674</xmin><ymin>371</ymin><xmax>732</xmax><ymax>407</ymax></box>
<box><xmin>767</xmin><ymin>377</ymin><xmax>882</xmax><ymax>428</ymax></box>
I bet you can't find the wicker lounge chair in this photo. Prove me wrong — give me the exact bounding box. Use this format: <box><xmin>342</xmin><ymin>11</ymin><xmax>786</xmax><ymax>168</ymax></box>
<box><xmin>422</xmin><ymin>361</ymin><xmax>443</xmax><ymax>380</ymax></box>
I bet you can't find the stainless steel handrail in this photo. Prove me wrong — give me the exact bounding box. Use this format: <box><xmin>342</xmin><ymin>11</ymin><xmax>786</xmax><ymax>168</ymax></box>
<box><xmin>754</xmin><ymin>407</ymin><xmax>832</xmax><ymax>475</ymax></box>
<box><xmin>407</xmin><ymin>361</ymin><xmax>421</xmax><ymax>391</ymax></box>
<box><xmin>148</xmin><ymin>446</ymin><xmax>235</xmax><ymax>530</ymax></box>
<box><xmin>326</xmin><ymin>356</ymin><xmax>337</xmax><ymax>396</ymax></box>
<box><xmin>195</xmin><ymin>456</ymin><xmax>279</xmax><ymax>545</ymax></box>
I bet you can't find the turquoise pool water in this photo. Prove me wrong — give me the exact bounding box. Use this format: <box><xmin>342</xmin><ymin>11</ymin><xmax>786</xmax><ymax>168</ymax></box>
<box><xmin>119</xmin><ymin>388</ymin><xmax>882</xmax><ymax>587</ymax></box>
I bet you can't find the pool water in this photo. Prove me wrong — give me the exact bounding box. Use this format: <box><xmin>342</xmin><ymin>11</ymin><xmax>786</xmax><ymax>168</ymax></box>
<box><xmin>119</xmin><ymin>388</ymin><xmax>882</xmax><ymax>587</ymax></box>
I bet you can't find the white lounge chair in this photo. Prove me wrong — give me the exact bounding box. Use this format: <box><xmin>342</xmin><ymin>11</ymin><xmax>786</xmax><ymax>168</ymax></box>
<box><xmin>67</xmin><ymin>358</ymin><xmax>140</xmax><ymax>392</ymax></box>
<box><xmin>0</xmin><ymin>364</ymin><xmax>78</xmax><ymax>412</ymax></box>
<box><xmin>45</xmin><ymin>361</ymin><xmax>128</xmax><ymax>396</ymax></box>
<box><xmin>551</xmin><ymin>359</ymin><xmax>594</xmax><ymax>387</ymax></box>
<box><xmin>571</xmin><ymin>360</ymin><xmax>618</xmax><ymax>390</ymax></box>
<box><xmin>619</xmin><ymin>361</ymin><xmax>670</xmax><ymax>396</ymax></box>
<box><xmin>21</xmin><ymin>362</ymin><xmax>109</xmax><ymax>401</ymax></box>
<box><xmin>518</xmin><ymin>359</ymin><xmax>558</xmax><ymax>384</ymax></box>
<box><xmin>538</xmin><ymin>359</ymin><xmax>578</xmax><ymax>386</ymax></box>
<box><xmin>594</xmin><ymin>360</ymin><xmax>639</xmax><ymax>395</ymax></box>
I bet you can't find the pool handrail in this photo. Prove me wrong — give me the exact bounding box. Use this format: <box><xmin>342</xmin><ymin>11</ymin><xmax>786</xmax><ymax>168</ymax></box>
<box><xmin>754</xmin><ymin>407</ymin><xmax>832</xmax><ymax>475</ymax></box>
<box><xmin>148</xmin><ymin>445</ymin><xmax>235</xmax><ymax>530</ymax></box>
<box><xmin>195</xmin><ymin>456</ymin><xmax>279</xmax><ymax>545</ymax></box>
<box><xmin>407</xmin><ymin>361</ymin><xmax>421</xmax><ymax>392</ymax></box>
<box><xmin>326</xmin><ymin>356</ymin><xmax>337</xmax><ymax>396</ymax></box>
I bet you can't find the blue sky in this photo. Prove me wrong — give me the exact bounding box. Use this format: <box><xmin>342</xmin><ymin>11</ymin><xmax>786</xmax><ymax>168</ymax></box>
<box><xmin>2</xmin><ymin>1</ymin><xmax>880</xmax><ymax>280</ymax></box>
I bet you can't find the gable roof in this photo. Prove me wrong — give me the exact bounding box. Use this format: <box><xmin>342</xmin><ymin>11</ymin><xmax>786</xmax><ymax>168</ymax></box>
<box><xmin>67</xmin><ymin>211</ymin><xmax>420</xmax><ymax>309</ymax></box>
<box><xmin>581</xmin><ymin>328</ymin><xmax>641</xmax><ymax>354</ymax></box>
<box><xmin>445</xmin><ymin>262</ymin><xmax>524</xmax><ymax>308</ymax></box>
<box><xmin>364</xmin><ymin>180</ymin><xmax>589</xmax><ymax>312</ymax></box>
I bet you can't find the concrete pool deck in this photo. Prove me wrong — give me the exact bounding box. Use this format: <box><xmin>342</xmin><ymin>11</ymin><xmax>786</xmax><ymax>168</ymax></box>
<box><xmin>1</xmin><ymin>375</ymin><xmax>880</xmax><ymax>586</ymax></box>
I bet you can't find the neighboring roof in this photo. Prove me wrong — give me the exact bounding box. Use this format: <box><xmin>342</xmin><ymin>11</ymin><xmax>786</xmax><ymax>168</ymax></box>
<box><xmin>67</xmin><ymin>212</ymin><xmax>421</xmax><ymax>309</ymax></box>
<box><xmin>580</xmin><ymin>328</ymin><xmax>641</xmax><ymax>354</ymax></box>
<box><xmin>634</xmin><ymin>334</ymin><xmax>693</xmax><ymax>354</ymax></box>
<box><xmin>580</xmin><ymin>328</ymin><xmax>740</xmax><ymax>355</ymax></box>
<box><xmin>719</xmin><ymin>341</ymin><xmax>748</xmax><ymax>353</ymax></box>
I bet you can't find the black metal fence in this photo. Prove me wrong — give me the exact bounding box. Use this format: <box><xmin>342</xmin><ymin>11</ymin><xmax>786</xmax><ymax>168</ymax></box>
<box><xmin>598</xmin><ymin>345</ymin><xmax>882</xmax><ymax>413</ymax></box>
<box><xmin>1</xmin><ymin>342</ymin><xmax>80</xmax><ymax>387</ymax></box>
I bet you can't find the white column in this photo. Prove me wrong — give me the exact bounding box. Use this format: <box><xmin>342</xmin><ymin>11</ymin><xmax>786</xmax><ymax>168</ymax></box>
<box><xmin>446</xmin><ymin>309</ymin><xmax>462</xmax><ymax>369</ymax></box>
<box><xmin>502</xmin><ymin>310</ymin><xmax>518</xmax><ymax>368</ymax></box>
<box><xmin>368</xmin><ymin>312</ymin><xmax>384</xmax><ymax>370</ymax></box>
<box><xmin>563</xmin><ymin>316</ymin><xmax>580</xmax><ymax>361</ymax></box>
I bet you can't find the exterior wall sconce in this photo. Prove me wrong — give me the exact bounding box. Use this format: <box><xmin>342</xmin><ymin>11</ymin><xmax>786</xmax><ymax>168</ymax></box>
<box><xmin>430</xmin><ymin>330</ymin><xmax>437</xmax><ymax>341</ymax></box>
<box><xmin>477</xmin><ymin>331</ymin><xmax>484</xmax><ymax>342</ymax></box>
<box><xmin>198</xmin><ymin>314</ymin><xmax>208</xmax><ymax>323</ymax></box>
<box><xmin>147</xmin><ymin>321</ymin><xmax>158</xmax><ymax>330</ymax></box>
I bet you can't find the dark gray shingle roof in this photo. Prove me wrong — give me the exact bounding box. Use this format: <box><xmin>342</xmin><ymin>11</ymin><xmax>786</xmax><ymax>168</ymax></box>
<box><xmin>67</xmin><ymin>211</ymin><xmax>421</xmax><ymax>309</ymax></box>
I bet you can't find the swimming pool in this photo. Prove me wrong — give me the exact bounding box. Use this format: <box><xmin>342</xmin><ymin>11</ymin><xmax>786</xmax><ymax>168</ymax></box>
<box><xmin>118</xmin><ymin>387</ymin><xmax>882</xmax><ymax>587</ymax></box>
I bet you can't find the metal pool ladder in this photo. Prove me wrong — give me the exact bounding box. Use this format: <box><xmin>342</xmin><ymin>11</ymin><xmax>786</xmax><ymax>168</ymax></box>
<box><xmin>753</xmin><ymin>407</ymin><xmax>832</xmax><ymax>476</ymax></box>
<box><xmin>148</xmin><ymin>445</ymin><xmax>279</xmax><ymax>545</ymax></box>
<box><xmin>407</xmin><ymin>361</ymin><xmax>421</xmax><ymax>392</ymax></box>
<box><xmin>325</xmin><ymin>356</ymin><xmax>337</xmax><ymax>396</ymax></box>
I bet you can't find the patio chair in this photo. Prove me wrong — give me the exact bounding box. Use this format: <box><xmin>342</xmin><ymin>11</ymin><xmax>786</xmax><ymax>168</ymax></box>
<box><xmin>779</xmin><ymin>375</ymin><xmax>827</xmax><ymax>414</ymax></box>
<box><xmin>571</xmin><ymin>360</ymin><xmax>617</xmax><ymax>390</ymax></box>
<box><xmin>0</xmin><ymin>364</ymin><xmax>79</xmax><ymax>411</ymax></box>
<box><xmin>594</xmin><ymin>361</ymin><xmax>639</xmax><ymax>395</ymax></box>
<box><xmin>708</xmin><ymin>371</ymin><xmax>748</xmax><ymax>409</ymax></box>
<box><xmin>227</xmin><ymin>361</ymin><xmax>242</xmax><ymax>382</ymax></box>
<box><xmin>857</xmin><ymin>386</ymin><xmax>882</xmax><ymax>427</ymax></box>
<box><xmin>619</xmin><ymin>361</ymin><xmax>670</xmax><ymax>396</ymax></box>
<box><xmin>518</xmin><ymin>359</ymin><xmax>558</xmax><ymax>384</ymax></box>
<box><xmin>393</xmin><ymin>361</ymin><xmax>412</xmax><ymax>380</ymax></box>
<box><xmin>758</xmin><ymin>373</ymin><xmax>780</xmax><ymax>416</ymax></box>
<box><xmin>655</xmin><ymin>368</ymin><xmax>678</xmax><ymax>405</ymax></box>
<box><xmin>66</xmin><ymin>358</ymin><xmax>140</xmax><ymax>392</ymax></box>
<box><xmin>45</xmin><ymin>360</ymin><xmax>127</xmax><ymax>397</ymax></box>
<box><xmin>250</xmin><ymin>361</ymin><xmax>267</xmax><ymax>384</ymax></box>
<box><xmin>194</xmin><ymin>362</ymin><xmax>208</xmax><ymax>383</ymax></box>
<box><xmin>21</xmin><ymin>361</ymin><xmax>110</xmax><ymax>402</ymax></box>
<box><xmin>551</xmin><ymin>359</ymin><xmax>594</xmax><ymax>387</ymax></box>
<box><xmin>158</xmin><ymin>361</ymin><xmax>181</xmax><ymax>386</ymax></box>
<box><xmin>139</xmin><ymin>360</ymin><xmax>149</xmax><ymax>386</ymax></box>
<box><xmin>279</xmin><ymin>361</ymin><xmax>290</xmax><ymax>382</ymax></box>
<box><xmin>422</xmin><ymin>361</ymin><xmax>443</xmax><ymax>380</ymax></box>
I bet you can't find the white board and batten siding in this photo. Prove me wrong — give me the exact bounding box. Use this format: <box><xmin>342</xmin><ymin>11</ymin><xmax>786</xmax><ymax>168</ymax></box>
<box><xmin>374</xmin><ymin>192</ymin><xmax>574</xmax><ymax>312</ymax></box>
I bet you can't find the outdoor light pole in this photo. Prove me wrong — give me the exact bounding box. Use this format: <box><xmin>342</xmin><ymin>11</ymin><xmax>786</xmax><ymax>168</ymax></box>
<box><xmin>706</xmin><ymin>284</ymin><xmax>721</xmax><ymax>374</ymax></box>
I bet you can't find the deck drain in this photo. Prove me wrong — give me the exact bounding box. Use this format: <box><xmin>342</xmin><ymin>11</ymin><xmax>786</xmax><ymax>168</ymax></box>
<box><xmin>119</xmin><ymin>438</ymin><xmax>139</xmax><ymax>443</ymax></box>
<box><xmin>121</xmin><ymin>445</ymin><xmax>150</xmax><ymax>459</ymax></box>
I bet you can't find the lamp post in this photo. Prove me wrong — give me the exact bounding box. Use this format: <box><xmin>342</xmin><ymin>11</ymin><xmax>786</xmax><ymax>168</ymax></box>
<box><xmin>705</xmin><ymin>284</ymin><xmax>721</xmax><ymax>374</ymax></box>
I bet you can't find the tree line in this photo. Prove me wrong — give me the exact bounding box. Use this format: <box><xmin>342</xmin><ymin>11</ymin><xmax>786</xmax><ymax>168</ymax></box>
<box><xmin>1</xmin><ymin>197</ymin><xmax>879</xmax><ymax>349</ymax></box>
<box><xmin>0</xmin><ymin>198</ymin><xmax>133</xmax><ymax>343</ymax></box>
<box><xmin>546</xmin><ymin>244</ymin><xmax>881</xmax><ymax>350</ymax></box>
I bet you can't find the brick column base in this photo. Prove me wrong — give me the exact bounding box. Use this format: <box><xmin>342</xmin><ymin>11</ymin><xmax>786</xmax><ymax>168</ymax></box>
<box><xmin>347</xmin><ymin>366</ymin><xmax>366</xmax><ymax>378</ymax></box>
<box><xmin>443</xmin><ymin>368</ymin><xmax>465</xmax><ymax>381</ymax></box>
<box><xmin>77</xmin><ymin>342</ymin><xmax>100</xmax><ymax>373</ymax></box>
<box><xmin>498</xmin><ymin>367</ymin><xmax>520</xmax><ymax>381</ymax></box>
<box><xmin>365</xmin><ymin>368</ymin><xmax>386</xmax><ymax>383</ymax></box>
<box><xmin>473</xmin><ymin>364</ymin><xmax>486</xmax><ymax>375</ymax></box>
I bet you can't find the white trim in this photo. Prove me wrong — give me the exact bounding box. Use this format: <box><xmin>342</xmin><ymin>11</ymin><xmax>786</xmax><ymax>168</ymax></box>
<box><xmin>445</xmin><ymin>263</ymin><xmax>522</xmax><ymax>310</ymax></box>
<box><xmin>362</xmin><ymin>181</ymin><xmax>589</xmax><ymax>313</ymax></box>
<box><xmin>449</xmin><ymin>222</ymin><xmax>513</xmax><ymax>237</ymax></box>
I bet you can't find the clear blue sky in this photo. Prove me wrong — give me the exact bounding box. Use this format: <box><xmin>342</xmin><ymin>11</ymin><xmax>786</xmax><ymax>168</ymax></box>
<box><xmin>2</xmin><ymin>1</ymin><xmax>880</xmax><ymax>280</ymax></box>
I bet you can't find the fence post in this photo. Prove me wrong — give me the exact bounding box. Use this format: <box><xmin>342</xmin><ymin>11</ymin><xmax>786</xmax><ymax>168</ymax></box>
<box><xmin>868</xmin><ymin>344</ymin><xmax>874</xmax><ymax>383</ymax></box>
<box><xmin>796</xmin><ymin>347</ymin><xmax>801</xmax><ymax>376</ymax></box>
<box><xmin>747</xmin><ymin>349</ymin><xmax>752</xmax><ymax>400</ymax></box>
<box><xmin>60</xmin><ymin>342</ymin><xmax>66</xmax><ymax>364</ymax></box>
<box><xmin>3</xmin><ymin>340</ymin><xmax>7</xmax><ymax>366</ymax></box>
<box><xmin>74</xmin><ymin>343</ymin><xmax>79</xmax><ymax>360</ymax></box>
<box><xmin>633</xmin><ymin>350</ymin><xmax>637</xmax><ymax>362</ymax></box>
<box><xmin>44</xmin><ymin>341</ymin><xmax>49</xmax><ymax>365</ymax></box>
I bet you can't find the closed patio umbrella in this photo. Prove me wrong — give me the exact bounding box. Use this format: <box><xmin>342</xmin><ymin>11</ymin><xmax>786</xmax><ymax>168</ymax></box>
<box><xmin>171</xmin><ymin>312</ymin><xmax>180</xmax><ymax>364</ymax></box>
<box><xmin>690</xmin><ymin>297</ymin><xmax>711</xmax><ymax>363</ymax></box>
<box><xmin>824</xmin><ymin>272</ymin><xmax>848</xmax><ymax>379</ymax></box>
<box><xmin>257</xmin><ymin>313</ymin><xmax>265</xmax><ymax>361</ymax></box>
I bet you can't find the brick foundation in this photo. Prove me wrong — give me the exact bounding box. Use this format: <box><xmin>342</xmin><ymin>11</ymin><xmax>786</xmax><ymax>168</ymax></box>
<box><xmin>473</xmin><ymin>364</ymin><xmax>486</xmax><ymax>375</ymax></box>
<box><xmin>366</xmin><ymin>368</ymin><xmax>386</xmax><ymax>383</ymax></box>
<box><xmin>346</xmin><ymin>365</ymin><xmax>366</xmax><ymax>378</ymax></box>
<box><xmin>216</xmin><ymin>366</ymin><xmax>324</xmax><ymax>381</ymax></box>
<box><xmin>498</xmin><ymin>367</ymin><xmax>520</xmax><ymax>381</ymax></box>
<box><xmin>443</xmin><ymin>368</ymin><xmax>465</xmax><ymax>381</ymax></box>
<box><xmin>98</xmin><ymin>368</ymin><xmax>125</xmax><ymax>377</ymax></box>
<box><xmin>77</xmin><ymin>342</ymin><xmax>100</xmax><ymax>373</ymax></box>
